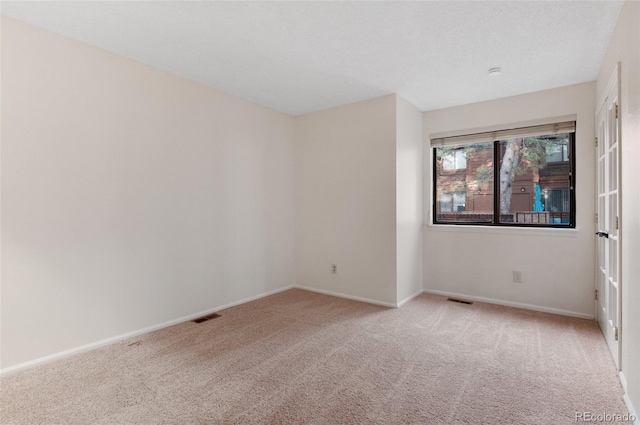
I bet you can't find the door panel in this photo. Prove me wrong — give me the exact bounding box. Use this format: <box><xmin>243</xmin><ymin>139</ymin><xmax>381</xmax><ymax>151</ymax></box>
<box><xmin>596</xmin><ymin>64</ymin><xmax>621</xmax><ymax>369</ymax></box>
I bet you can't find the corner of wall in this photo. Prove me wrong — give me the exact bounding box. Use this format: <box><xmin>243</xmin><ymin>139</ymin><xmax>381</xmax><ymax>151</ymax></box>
<box><xmin>293</xmin><ymin>94</ymin><xmax>399</xmax><ymax>307</ymax></box>
<box><xmin>395</xmin><ymin>95</ymin><xmax>424</xmax><ymax>305</ymax></box>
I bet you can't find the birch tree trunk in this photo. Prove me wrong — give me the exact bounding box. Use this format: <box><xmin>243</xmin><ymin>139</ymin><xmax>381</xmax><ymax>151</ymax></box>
<box><xmin>499</xmin><ymin>138</ymin><xmax>523</xmax><ymax>214</ymax></box>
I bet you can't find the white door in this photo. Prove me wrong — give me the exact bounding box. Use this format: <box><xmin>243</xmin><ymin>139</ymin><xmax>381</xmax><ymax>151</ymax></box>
<box><xmin>595</xmin><ymin>64</ymin><xmax>621</xmax><ymax>369</ymax></box>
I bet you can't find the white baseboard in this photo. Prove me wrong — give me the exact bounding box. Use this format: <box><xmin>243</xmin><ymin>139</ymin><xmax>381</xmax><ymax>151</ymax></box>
<box><xmin>294</xmin><ymin>285</ymin><xmax>396</xmax><ymax>308</ymax></box>
<box><xmin>623</xmin><ymin>393</ymin><xmax>639</xmax><ymax>425</ymax></box>
<box><xmin>397</xmin><ymin>289</ymin><xmax>424</xmax><ymax>308</ymax></box>
<box><xmin>422</xmin><ymin>289</ymin><xmax>594</xmax><ymax>320</ymax></box>
<box><xmin>0</xmin><ymin>285</ymin><xmax>596</xmax><ymax>376</ymax></box>
<box><xmin>0</xmin><ymin>285</ymin><xmax>294</xmax><ymax>376</ymax></box>
<box><xmin>620</xmin><ymin>371</ymin><xmax>629</xmax><ymax>392</ymax></box>
<box><xmin>620</xmin><ymin>372</ymin><xmax>639</xmax><ymax>425</ymax></box>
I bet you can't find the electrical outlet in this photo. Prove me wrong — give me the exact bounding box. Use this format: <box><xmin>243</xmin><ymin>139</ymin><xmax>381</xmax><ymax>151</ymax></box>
<box><xmin>331</xmin><ymin>264</ymin><xmax>337</xmax><ymax>274</ymax></box>
<box><xmin>513</xmin><ymin>271</ymin><xmax>522</xmax><ymax>283</ymax></box>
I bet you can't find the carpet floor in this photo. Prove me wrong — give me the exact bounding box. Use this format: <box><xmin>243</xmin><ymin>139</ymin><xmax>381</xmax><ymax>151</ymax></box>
<box><xmin>0</xmin><ymin>289</ymin><xmax>629</xmax><ymax>424</ymax></box>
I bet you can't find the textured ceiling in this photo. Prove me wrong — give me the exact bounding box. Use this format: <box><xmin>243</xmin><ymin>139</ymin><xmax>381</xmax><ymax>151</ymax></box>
<box><xmin>1</xmin><ymin>1</ymin><xmax>624</xmax><ymax>115</ymax></box>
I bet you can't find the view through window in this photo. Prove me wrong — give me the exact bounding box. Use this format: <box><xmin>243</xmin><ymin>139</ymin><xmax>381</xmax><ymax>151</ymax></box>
<box><xmin>433</xmin><ymin>126</ymin><xmax>575</xmax><ymax>227</ymax></box>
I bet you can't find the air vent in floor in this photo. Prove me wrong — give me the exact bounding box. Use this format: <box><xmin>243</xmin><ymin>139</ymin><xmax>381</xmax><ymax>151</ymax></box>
<box><xmin>192</xmin><ymin>313</ymin><xmax>221</xmax><ymax>323</ymax></box>
<box><xmin>447</xmin><ymin>298</ymin><xmax>474</xmax><ymax>305</ymax></box>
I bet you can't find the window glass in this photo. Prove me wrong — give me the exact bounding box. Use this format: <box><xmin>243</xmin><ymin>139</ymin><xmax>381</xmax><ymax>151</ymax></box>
<box><xmin>545</xmin><ymin>143</ymin><xmax>568</xmax><ymax>163</ymax></box>
<box><xmin>498</xmin><ymin>135</ymin><xmax>572</xmax><ymax>225</ymax></box>
<box><xmin>455</xmin><ymin>150</ymin><xmax>467</xmax><ymax>169</ymax></box>
<box><xmin>433</xmin><ymin>131</ymin><xmax>574</xmax><ymax>227</ymax></box>
<box><xmin>434</xmin><ymin>142</ymin><xmax>493</xmax><ymax>223</ymax></box>
<box><xmin>440</xmin><ymin>193</ymin><xmax>453</xmax><ymax>212</ymax></box>
<box><xmin>453</xmin><ymin>193</ymin><xmax>466</xmax><ymax>212</ymax></box>
<box><xmin>442</xmin><ymin>155</ymin><xmax>455</xmax><ymax>170</ymax></box>
<box><xmin>441</xmin><ymin>148</ymin><xmax>466</xmax><ymax>171</ymax></box>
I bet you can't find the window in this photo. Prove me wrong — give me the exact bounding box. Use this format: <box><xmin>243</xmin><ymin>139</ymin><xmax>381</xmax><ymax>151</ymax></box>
<box><xmin>442</xmin><ymin>148</ymin><xmax>467</xmax><ymax>170</ymax></box>
<box><xmin>432</xmin><ymin>121</ymin><xmax>576</xmax><ymax>227</ymax></box>
<box><xmin>440</xmin><ymin>193</ymin><xmax>466</xmax><ymax>212</ymax></box>
<box><xmin>545</xmin><ymin>143</ymin><xmax>569</xmax><ymax>163</ymax></box>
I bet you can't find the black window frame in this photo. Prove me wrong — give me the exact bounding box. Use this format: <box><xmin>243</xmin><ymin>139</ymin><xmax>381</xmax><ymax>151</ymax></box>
<box><xmin>432</xmin><ymin>132</ymin><xmax>576</xmax><ymax>228</ymax></box>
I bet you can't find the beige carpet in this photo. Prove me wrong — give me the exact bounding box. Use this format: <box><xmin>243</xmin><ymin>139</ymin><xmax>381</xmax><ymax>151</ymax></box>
<box><xmin>0</xmin><ymin>289</ymin><xmax>629</xmax><ymax>424</ymax></box>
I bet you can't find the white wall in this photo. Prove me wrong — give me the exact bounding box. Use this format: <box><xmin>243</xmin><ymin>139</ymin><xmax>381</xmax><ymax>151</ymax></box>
<box><xmin>597</xmin><ymin>0</ymin><xmax>640</xmax><ymax>416</ymax></box>
<box><xmin>294</xmin><ymin>95</ymin><xmax>398</xmax><ymax>306</ymax></box>
<box><xmin>422</xmin><ymin>82</ymin><xmax>596</xmax><ymax>318</ymax></box>
<box><xmin>396</xmin><ymin>96</ymin><xmax>423</xmax><ymax>305</ymax></box>
<box><xmin>1</xmin><ymin>17</ymin><xmax>295</xmax><ymax>370</ymax></box>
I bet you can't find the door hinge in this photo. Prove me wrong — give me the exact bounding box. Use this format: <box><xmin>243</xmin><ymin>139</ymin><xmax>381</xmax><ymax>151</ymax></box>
<box><xmin>616</xmin><ymin>216</ymin><xmax>619</xmax><ymax>230</ymax></box>
<box><xmin>595</xmin><ymin>137</ymin><xmax>598</xmax><ymax>147</ymax></box>
<box><xmin>595</xmin><ymin>213</ymin><xmax>598</xmax><ymax>224</ymax></box>
<box><xmin>595</xmin><ymin>289</ymin><xmax>599</xmax><ymax>301</ymax></box>
<box><xmin>614</xmin><ymin>327</ymin><xmax>619</xmax><ymax>341</ymax></box>
<box><xmin>615</xmin><ymin>104</ymin><xmax>619</xmax><ymax>119</ymax></box>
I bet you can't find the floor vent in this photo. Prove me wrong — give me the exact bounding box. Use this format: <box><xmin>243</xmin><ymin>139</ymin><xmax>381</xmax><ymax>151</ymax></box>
<box><xmin>192</xmin><ymin>313</ymin><xmax>221</xmax><ymax>324</ymax></box>
<box><xmin>447</xmin><ymin>298</ymin><xmax>474</xmax><ymax>305</ymax></box>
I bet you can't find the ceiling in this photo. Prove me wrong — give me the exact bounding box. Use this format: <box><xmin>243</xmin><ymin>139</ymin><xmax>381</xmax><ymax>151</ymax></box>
<box><xmin>1</xmin><ymin>1</ymin><xmax>624</xmax><ymax>116</ymax></box>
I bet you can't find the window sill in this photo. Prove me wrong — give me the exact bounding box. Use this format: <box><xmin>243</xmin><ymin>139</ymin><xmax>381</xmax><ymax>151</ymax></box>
<box><xmin>424</xmin><ymin>223</ymin><xmax>580</xmax><ymax>238</ymax></box>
